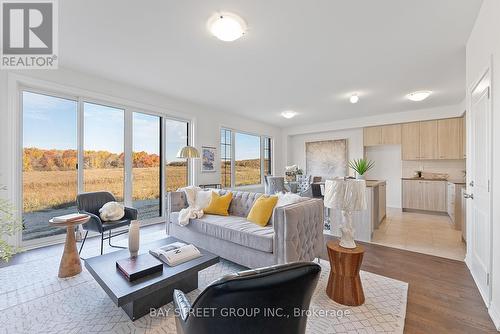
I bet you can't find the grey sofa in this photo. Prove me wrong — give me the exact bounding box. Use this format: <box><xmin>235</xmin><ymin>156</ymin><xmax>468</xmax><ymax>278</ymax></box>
<box><xmin>167</xmin><ymin>190</ymin><xmax>324</xmax><ymax>269</ymax></box>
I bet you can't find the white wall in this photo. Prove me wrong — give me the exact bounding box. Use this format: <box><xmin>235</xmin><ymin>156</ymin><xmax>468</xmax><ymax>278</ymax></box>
<box><xmin>287</xmin><ymin>128</ymin><xmax>364</xmax><ymax>177</ymax></box>
<box><xmin>466</xmin><ymin>0</ymin><xmax>500</xmax><ymax>329</ymax></box>
<box><xmin>365</xmin><ymin>145</ymin><xmax>402</xmax><ymax>208</ymax></box>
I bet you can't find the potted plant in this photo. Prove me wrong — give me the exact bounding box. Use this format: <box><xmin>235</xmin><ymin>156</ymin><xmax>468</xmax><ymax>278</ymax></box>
<box><xmin>0</xmin><ymin>186</ymin><xmax>22</xmax><ymax>262</ymax></box>
<box><xmin>348</xmin><ymin>158</ymin><xmax>375</xmax><ymax>180</ymax></box>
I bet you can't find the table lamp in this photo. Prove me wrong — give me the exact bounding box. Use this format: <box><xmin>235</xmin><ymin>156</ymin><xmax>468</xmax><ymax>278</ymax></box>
<box><xmin>323</xmin><ymin>179</ymin><xmax>367</xmax><ymax>249</ymax></box>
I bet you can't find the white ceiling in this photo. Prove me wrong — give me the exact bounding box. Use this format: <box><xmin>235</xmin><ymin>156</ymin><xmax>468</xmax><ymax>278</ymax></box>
<box><xmin>59</xmin><ymin>0</ymin><xmax>482</xmax><ymax>127</ymax></box>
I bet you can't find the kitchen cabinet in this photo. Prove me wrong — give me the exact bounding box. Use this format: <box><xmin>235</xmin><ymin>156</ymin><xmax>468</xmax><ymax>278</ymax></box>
<box><xmin>363</xmin><ymin>127</ymin><xmax>382</xmax><ymax>146</ymax></box>
<box><xmin>402</xmin><ymin>179</ymin><xmax>447</xmax><ymax>212</ymax></box>
<box><xmin>381</xmin><ymin>124</ymin><xmax>401</xmax><ymax>145</ymax></box>
<box><xmin>378</xmin><ymin>182</ymin><xmax>387</xmax><ymax>222</ymax></box>
<box><xmin>419</xmin><ymin>120</ymin><xmax>439</xmax><ymax>160</ymax></box>
<box><xmin>461</xmin><ymin>116</ymin><xmax>466</xmax><ymax>159</ymax></box>
<box><xmin>438</xmin><ymin>118</ymin><xmax>463</xmax><ymax>159</ymax></box>
<box><xmin>401</xmin><ymin>122</ymin><xmax>420</xmax><ymax>160</ymax></box>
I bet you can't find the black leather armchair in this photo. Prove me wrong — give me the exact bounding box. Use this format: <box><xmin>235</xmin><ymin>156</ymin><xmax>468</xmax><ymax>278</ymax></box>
<box><xmin>76</xmin><ymin>191</ymin><xmax>138</xmax><ymax>255</ymax></box>
<box><xmin>173</xmin><ymin>262</ymin><xmax>321</xmax><ymax>334</ymax></box>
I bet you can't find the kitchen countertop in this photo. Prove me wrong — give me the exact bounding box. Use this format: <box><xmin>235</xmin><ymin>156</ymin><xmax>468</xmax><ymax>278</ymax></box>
<box><xmin>401</xmin><ymin>177</ymin><xmax>465</xmax><ymax>185</ymax></box>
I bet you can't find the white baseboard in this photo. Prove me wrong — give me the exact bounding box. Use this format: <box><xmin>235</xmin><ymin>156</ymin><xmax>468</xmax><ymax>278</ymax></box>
<box><xmin>488</xmin><ymin>301</ymin><xmax>500</xmax><ymax>331</ymax></box>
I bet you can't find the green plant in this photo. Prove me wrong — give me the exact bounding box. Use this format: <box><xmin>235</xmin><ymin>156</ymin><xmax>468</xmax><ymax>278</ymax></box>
<box><xmin>348</xmin><ymin>158</ymin><xmax>375</xmax><ymax>176</ymax></box>
<box><xmin>0</xmin><ymin>186</ymin><xmax>22</xmax><ymax>262</ymax></box>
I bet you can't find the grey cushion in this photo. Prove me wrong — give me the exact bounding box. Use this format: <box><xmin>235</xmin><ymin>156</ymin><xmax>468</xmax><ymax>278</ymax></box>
<box><xmin>219</xmin><ymin>190</ymin><xmax>262</xmax><ymax>217</ymax></box>
<box><xmin>170</xmin><ymin>212</ymin><xmax>274</xmax><ymax>253</ymax></box>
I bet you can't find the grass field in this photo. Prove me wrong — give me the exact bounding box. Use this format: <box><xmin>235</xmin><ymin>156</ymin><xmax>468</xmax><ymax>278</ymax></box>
<box><xmin>23</xmin><ymin>166</ymin><xmax>188</xmax><ymax>213</ymax></box>
<box><xmin>22</xmin><ymin>162</ymin><xmax>261</xmax><ymax>213</ymax></box>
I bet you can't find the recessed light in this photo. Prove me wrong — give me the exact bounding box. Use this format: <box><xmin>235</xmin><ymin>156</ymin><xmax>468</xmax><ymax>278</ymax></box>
<box><xmin>281</xmin><ymin>110</ymin><xmax>297</xmax><ymax>119</ymax></box>
<box><xmin>349</xmin><ymin>94</ymin><xmax>359</xmax><ymax>104</ymax></box>
<box><xmin>407</xmin><ymin>91</ymin><xmax>432</xmax><ymax>102</ymax></box>
<box><xmin>207</xmin><ymin>12</ymin><xmax>247</xmax><ymax>42</ymax></box>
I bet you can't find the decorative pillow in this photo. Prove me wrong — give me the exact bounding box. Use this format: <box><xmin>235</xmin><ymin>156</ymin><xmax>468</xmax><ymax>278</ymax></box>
<box><xmin>195</xmin><ymin>189</ymin><xmax>219</xmax><ymax>210</ymax></box>
<box><xmin>99</xmin><ymin>201</ymin><xmax>125</xmax><ymax>222</ymax></box>
<box><xmin>204</xmin><ymin>191</ymin><xmax>233</xmax><ymax>216</ymax></box>
<box><xmin>247</xmin><ymin>195</ymin><xmax>278</xmax><ymax>227</ymax></box>
<box><xmin>275</xmin><ymin>192</ymin><xmax>306</xmax><ymax>207</ymax></box>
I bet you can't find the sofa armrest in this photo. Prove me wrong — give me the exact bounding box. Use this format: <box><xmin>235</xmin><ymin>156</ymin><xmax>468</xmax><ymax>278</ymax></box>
<box><xmin>272</xmin><ymin>199</ymin><xmax>324</xmax><ymax>264</ymax></box>
<box><xmin>167</xmin><ymin>191</ymin><xmax>188</xmax><ymax>230</ymax></box>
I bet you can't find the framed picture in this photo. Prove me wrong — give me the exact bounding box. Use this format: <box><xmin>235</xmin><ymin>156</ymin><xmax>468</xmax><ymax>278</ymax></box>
<box><xmin>305</xmin><ymin>139</ymin><xmax>348</xmax><ymax>179</ymax></box>
<box><xmin>201</xmin><ymin>146</ymin><xmax>217</xmax><ymax>173</ymax></box>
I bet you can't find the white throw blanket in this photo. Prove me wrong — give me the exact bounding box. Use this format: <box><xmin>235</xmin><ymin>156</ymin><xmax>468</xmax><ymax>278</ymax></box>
<box><xmin>177</xmin><ymin>186</ymin><xmax>205</xmax><ymax>226</ymax></box>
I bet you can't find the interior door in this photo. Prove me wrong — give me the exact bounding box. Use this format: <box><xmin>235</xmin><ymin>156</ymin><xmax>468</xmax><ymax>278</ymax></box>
<box><xmin>467</xmin><ymin>70</ymin><xmax>492</xmax><ymax>305</ymax></box>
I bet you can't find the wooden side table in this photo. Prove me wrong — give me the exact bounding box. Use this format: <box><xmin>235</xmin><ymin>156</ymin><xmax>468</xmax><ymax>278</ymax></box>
<box><xmin>49</xmin><ymin>216</ymin><xmax>89</xmax><ymax>278</ymax></box>
<box><xmin>326</xmin><ymin>240</ymin><xmax>365</xmax><ymax>306</ymax></box>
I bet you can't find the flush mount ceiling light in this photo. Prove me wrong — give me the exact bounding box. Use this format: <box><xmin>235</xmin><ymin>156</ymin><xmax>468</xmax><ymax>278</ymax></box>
<box><xmin>207</xmin><ymin>12</ymin><xmax>247</xmax><ymax>42</ymax></box>
<box><xmin>349</xmin><ymin>94</ymin><xmax>359</xmax><ymax>104</ymax></box>
<box><xmin>281</xmin><ymin>110</ymin><xmax>297</xmax><ymax>119</ymax></box>
<box><xmin>407</xmin><ymin>91</ymin><xmax>432</xmax><ymax>102</ymax></box>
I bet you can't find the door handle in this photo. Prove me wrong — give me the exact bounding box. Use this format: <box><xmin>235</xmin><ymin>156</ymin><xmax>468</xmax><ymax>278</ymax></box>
<box><xmin>463</xmin><ymin>193</ymin><xmax>474</xmax><ymax>199</ymax></box>
<box><xmin>469</xmin><ymin>181</ymin><xmax>474</xmax><ymax>187</ymax></box>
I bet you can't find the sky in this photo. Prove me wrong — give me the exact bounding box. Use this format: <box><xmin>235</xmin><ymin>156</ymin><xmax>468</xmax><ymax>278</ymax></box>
<box><xmin>23</xmin><ymin>91</ymin><xmax>260</xmax><ymax>161</ymax></box>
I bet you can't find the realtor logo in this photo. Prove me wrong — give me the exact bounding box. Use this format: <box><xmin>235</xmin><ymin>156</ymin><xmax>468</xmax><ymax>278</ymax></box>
<box><xmin>1</xmin><ymin>0</ymin><xmax>58</xmax><ymax>69</ymax></box>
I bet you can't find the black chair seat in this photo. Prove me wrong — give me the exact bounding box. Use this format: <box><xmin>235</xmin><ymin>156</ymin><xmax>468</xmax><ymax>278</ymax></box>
<box><xmin>101</xmin><ymin>219</ymin><xmax>131</xmax><ymax>231</ymax></box>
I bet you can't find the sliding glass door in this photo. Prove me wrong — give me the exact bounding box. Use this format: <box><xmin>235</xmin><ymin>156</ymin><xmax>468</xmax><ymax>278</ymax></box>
<box><xmin>83</xmin><ymin>102</ymin><xmax>125</xmax><ymax>201</ymax></box>
<box><xmin>133</xmin><ymin>113</ymin><xmax>162</xmax><ymax>219</ymax></box>
<box><xmin>165</xmin><ymin>119</ymin><xmax>189</xmax><ymax>191</ymax></box>
<box><xmin>20</xmin><ymin>89</ymin><xmax>190</xmax><ymax>244</ymax></box>
<box><xmin>22</xmin><ymin>91</ymin><xmax>78</xmax><ymax>241</ymax></box>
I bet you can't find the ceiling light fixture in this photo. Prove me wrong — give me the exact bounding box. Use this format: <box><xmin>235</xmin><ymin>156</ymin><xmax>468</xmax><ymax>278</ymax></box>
<box><xmin>281</xmin><ymin>110</ymin><xmax>297</xmax><ymax>119</ymax></box>
<box><xmin>407</xmin><ymin>91</ymin><xmax>432</xmax><ymax>102</ymax></box>
<box><xmin>208</xmin><ymin>12</ymin><xmax>247</xmax><ymax>42</ymax></box>
<box><xmin>349</xmin><ymin>94</ymin><xmax>359</xmax><ymax>104</ymax></box>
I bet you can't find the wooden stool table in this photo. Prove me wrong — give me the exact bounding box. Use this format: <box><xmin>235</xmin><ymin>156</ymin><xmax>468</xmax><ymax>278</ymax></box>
<box><xmin>49</xmin><ymin>216</ymin><xmax>89</xmax><ymax>278</ymax></box>
<box><xmin>326</xmin><ymin>240</ymin><xmax>365</xmax><ymax>306</ymax></box>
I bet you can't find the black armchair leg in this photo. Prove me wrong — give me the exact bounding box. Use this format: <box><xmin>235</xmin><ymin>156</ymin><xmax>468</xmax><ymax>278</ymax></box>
<box><xmin>100</xmin><ymin>233</ymin><xmax>104</xmax><ymax>255</ymax></box>
<box><xmin>108</xmin><ymin>230</ymin><xmax>127</xmax><ymax>249</ymax></box>
<box><xmin>78</xmin><ymin>231</ymin><xmax>88</xmax><ymax>255</ymax></box>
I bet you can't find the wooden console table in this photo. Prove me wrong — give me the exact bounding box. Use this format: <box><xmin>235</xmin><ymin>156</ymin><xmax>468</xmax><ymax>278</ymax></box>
<box><xmin>326</xmin><ymin>240</ymin><xmax>365</xmax><ymax>306</ymax></box>
<box><xmin>49</xmin><ymin>216</ymin><xmax>89</xmax><ymax>278</ymax></box>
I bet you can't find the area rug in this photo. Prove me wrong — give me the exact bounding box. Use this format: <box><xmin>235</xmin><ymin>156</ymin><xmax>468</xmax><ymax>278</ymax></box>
<box><xmin>0</xmin><ymin>246</ymin><xmax>407</xmax><ymax>333</ymax></box>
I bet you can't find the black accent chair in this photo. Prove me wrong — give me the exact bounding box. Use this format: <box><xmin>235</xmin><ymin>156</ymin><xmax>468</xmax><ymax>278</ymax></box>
<box><xmin>76</xmin><ymin>191</ymin><xmax>138</xmax><ymax>255</ymax></box>
<box><xmin>173</xmin><ymin>262</ymin><xmax>321</xmax><ymax>334</ymax></box>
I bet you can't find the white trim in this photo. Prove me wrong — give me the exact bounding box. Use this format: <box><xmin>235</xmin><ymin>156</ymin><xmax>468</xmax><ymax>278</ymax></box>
<box><xmin>488</xmin><ymin>301</ymin><xmax>500</xmax><ymax>331</ymax></box>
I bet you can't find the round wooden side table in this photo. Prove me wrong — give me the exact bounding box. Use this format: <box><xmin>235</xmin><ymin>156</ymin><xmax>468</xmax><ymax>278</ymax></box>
<box><xmin>49</xmin><ymin>216</ymin><xmax>89</xmax><ymax>278</ymax></box>
<box><xmin>326</xmin><ymin>240</ymin><xmax>365</xmax><ymax>306</ymax></box>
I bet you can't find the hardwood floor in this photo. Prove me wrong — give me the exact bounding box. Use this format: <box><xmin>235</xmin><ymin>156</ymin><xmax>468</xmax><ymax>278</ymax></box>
<box><xmin>1</xmin><ymin>224</ymin><xmax>496</xmax><ymax>333</ymax></box>
<box><xmin>323</xmin><ymin>234</ymin><xmax>497</xmax><ymax>333</ymax></box>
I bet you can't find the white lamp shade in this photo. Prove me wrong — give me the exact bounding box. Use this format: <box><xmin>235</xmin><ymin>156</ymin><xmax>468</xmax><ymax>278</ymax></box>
<box><xmin>176</xmin><ymin>146</ymin><xmax>200</xmax><ymax>159</ymax></box>
<box><xmin>323</xmin><ymin>179</ymin><xmax>367</xmax><ymax>211</ymax></box>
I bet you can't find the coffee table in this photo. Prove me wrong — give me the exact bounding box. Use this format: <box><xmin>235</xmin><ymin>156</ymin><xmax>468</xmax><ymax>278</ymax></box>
<box><xmin>84</xmin><ymin>236</ymin><xmax>219</xmax><ymax>320</ymax></box>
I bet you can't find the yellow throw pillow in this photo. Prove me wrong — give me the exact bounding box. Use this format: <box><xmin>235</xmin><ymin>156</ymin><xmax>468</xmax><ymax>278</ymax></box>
<box><xmin>247</xmin><ymin>195</ymin><xmax>278</xmax><ymax>227</ymax></box>
<box><xmin>204</xmin><ymin>191</ymin><xmax>233</xmax><ymax>216</ymax></box>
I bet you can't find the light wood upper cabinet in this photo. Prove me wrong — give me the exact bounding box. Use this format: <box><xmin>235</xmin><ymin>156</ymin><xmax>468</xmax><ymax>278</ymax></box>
<box><xmin>401</xmin><ymin>122</ymin><xmax>420</xmax><ymax>160</ymax></box>
<box><xmin>363</xmin><ymin>127</ymin><xmax>382</xmax><ymax>146</ymax></box>
<box><xmin>381</xmin><ymin>124</ymin><xmax>401</xmax><ymax>145</ymax></box>
<box><xmin>438</xmin><ymin>118</ymin><xmax>463</xmax><ymax>159</ymax></box>
<box><xmin>419</xmin><ymin>120</ymin><xmax>439</xmax><ymax>159</ymax></box>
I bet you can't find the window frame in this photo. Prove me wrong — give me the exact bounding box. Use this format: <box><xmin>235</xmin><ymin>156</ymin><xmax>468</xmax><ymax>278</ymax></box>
<box><xmin>14</xmin><ymin>80</ymin><xmax>192</xmax><ymax>249</ymax></box>
<box><xmin>220</xmin><ymin>127</ymin><xmax>273</xmax><ymax>189</ymax></box>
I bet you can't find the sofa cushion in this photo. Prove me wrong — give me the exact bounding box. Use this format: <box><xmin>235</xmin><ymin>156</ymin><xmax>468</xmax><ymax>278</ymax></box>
<box><xmin>204</xmin><ymin>192</ymin><xmax>233</xmax><ymax>216</ymax></box>
<box><xmin>170</xmin><ymin>212</ymin><xmax>274</xmax><ymax>253</ymax></box>
<box><xmin>219</xmin><ymin>190</ymin><xmax>262</xmax><ymax>217</ymax></box>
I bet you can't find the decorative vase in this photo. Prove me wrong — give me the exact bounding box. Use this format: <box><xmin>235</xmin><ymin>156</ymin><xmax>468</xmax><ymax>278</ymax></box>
<box><xmin>128</xmin><ymin>220</ymin><xmax>140</xmax><ymax>257</ymax></box>
<box><xmin>356</xmin><ymin>174</ymin><xmax>365</xmax><ymax>180</ymax></box>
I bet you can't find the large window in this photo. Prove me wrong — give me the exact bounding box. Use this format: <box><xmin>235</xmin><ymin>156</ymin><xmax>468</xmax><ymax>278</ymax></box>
<box><xmin>220</xmin><ymin>128</ymin><xmax>232</xmax><ymax>188</ymax></box>
<box><xmin>165</xmin><ymin>119</ymin><xmax>189</xmax><ymax>192</ymax></box>
<box><xmin>20</xmin><ymin>89</ymin><xmax>191</xmax><ymax>243</ymax></box>
<box><xmin>133</xmin><ymin>113</ymin><xmax>161</xmax><ymax>219</ymax></box>
<box><xmin>220</xmin><ymin>128</ymin><xmax>272</xmax><ymax>188</ymax></box>
<box><xmin>22</xmin><ymin>91</ymin><xmax>78</xmax><ymax>241</ymax></box>
<box><xmin>83</xmin><ymin>102</ymin><xmax>125</xmax><ymax>201</ymax></box>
